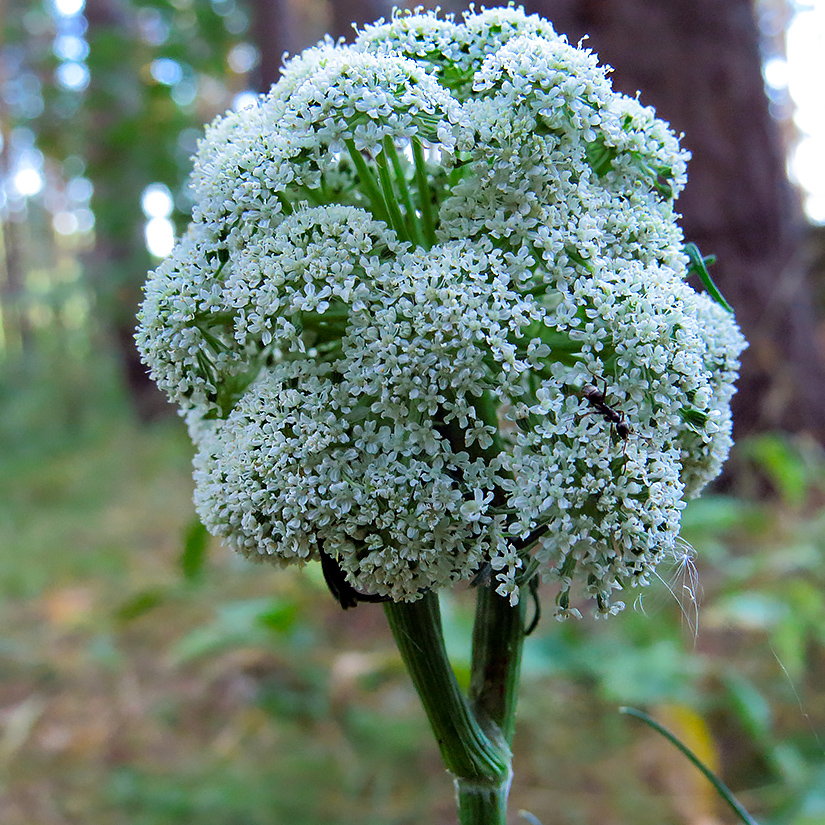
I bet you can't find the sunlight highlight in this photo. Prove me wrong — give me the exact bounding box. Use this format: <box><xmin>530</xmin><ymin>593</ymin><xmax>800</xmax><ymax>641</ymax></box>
<box><xmin>142</xmin><ymin>183</ymin><xmax>174</xmax><ymax>257</ymax></box>
<box><xmin>145</xmin><ymin>218</ymin><xmax>175</xmax><ymax>258</ymax></box>
<box><xmin>786</xmin><ymin>2</ymin><xmax>825</xmax><ymax>223</ymax></box>
<box><xmin>13</xmin><ymin>167</ymin><xmax>44</xmax><ymax>197</ymax></box>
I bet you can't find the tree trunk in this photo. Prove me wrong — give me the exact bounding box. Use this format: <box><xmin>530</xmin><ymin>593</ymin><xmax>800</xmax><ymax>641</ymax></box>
<box><xmin>252</xmin><ymin>0</ymin><xmax>300</xmax><ymax>91</ymax></box>
<box><xmin>524</xmin><ymin>0</ymin><xmax>825</xmax><ymax>439</ymax></box>
<box><xmin>0</xmin><ymin>13</ymin><xmax>32</xmax><ymax>357</ymax></box>
<box><xmin>330</xmin><ymin>0</ymin><xmax>393</xmax><ymax>42</ymax></box>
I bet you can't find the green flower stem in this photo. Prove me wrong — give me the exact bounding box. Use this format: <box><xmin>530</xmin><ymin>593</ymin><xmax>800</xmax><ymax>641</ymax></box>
<box><xmin>412</xmin><ymin>137</ymin><xmax>436</xmax><ymax>246</ymax></box>
<box><xmin>469</xmin><ymin>583</ymin><xmax>526</xmax><ymax>745</ymax></box>
<box><xmin>384</xmin><ymin>136</ymin><xmax>423</xmax><ymax>247</ymax></box>
<box><xmin>455</xmin><ymin>584</ymin><xmax>526</xmax><ymax>824</ymax></box>
<box><xmin>384</xmin><ymin>591</ymin><xmax>515</xmax><ymax>824</ymax></box>
<box><xmin>385</xmin><ymin>586</ymin><xmax>526</xmax><ymax>825</ymax></box>
<box><xmin>275</xmin><ymin>192</ymin><xmax>294</xmax><ymax>215</ymax></box>
<box><xmin>375</xmin><ymin>146</ymin><xmax>410</xmax><ymax>241</ymax></box>
<box><xmin>455</xmin><ymin>779</ymin><xmax>511</xmax><ymax>825</ymax></box>
<box><xmin>384</xmin><ymin>592</ymin><xmax>509</xmax><ymax>780</ymax></box>
<box><xmin>345</xmin><ymin>139</ymin><xmax>392</xmax><ymax>229</ymax></box>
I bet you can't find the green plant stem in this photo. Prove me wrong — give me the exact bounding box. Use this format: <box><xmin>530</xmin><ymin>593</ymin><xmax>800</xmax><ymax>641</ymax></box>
<box><xmin>384</xmin><ymin>589</ymin><xmax>520</xmax><ymax>824</ymax></box>
<box><xmin>470</xmin><ymin>583</ymin><xmax>526</xmax><ymax>745</ymax></box>
<box><xmin>454</xmin><ymin>779</ymin><xmax>511</xmax><ymax>825</ymax></box>
<box><xmin>384</xmin><ymin>592</ymin><xmax>509</xmax><ymax>780</ymax></box>
<box><xmin>412</xmin><ymin>137</ymin><xmax>436</xmax><ymax>246</ymax></box>
<box><xmin>385</xmin><ymin>585</ymin><xmax>526</xmax><ymax>824</ymax></box>
<box><xmin>455</xmin><ymin>584</ymin><xmax>526</xmax><ymax>824</ymax></box>
<box><xmin>345</xmin><ymin>139</ymin><xmax>392</xmax><ymax>228</ymax></box>
<box><xmin>375</xmin><ymin>146</ymin><xmax>409</xmax><ymax>241</ymax></box>
<box><xmin>620</xmin><ymin>707</ymin><xmax>760</xmax><ymax>825</ymax></box>
<box><xmin>383</xmin><ymin>136</ymin><xmax>423</xmax><ymax>246</ymax></box>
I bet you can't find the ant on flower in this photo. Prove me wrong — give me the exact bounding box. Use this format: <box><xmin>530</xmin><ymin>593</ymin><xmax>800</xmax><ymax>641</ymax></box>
<box><xmin>580</xmin><ymin>377</ymin><xmax>631</xmax><ymax>441</ymax></box>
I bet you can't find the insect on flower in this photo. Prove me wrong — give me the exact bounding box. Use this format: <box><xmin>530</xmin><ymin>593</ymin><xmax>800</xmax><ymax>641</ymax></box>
<box><xmin>136</xmin><ymin>6</ymin><xmax>746</xmax><ymax>614</ymax></box>
<box><xmin>319</xmin><ymin>548</ymin><xmax>392</xmax><ymax>609</ymax></box>
<box><xmin>580</xmin><ymin>378</ymin><xmax>631</xmax><ymax>441</ymax></box>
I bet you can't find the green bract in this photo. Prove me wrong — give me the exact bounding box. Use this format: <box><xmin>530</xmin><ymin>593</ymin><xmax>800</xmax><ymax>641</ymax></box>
<box><xmin>136</xmin><ymin>6</ymin><xmax>746</xmax><ymax>615</ymax></box>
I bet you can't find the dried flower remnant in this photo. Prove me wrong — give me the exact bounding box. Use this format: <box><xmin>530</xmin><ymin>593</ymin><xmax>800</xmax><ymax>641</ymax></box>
<box><xmin>137</xmin><ymin>6</ymin><xmax>745</xmax><ymax>616</ymax></box>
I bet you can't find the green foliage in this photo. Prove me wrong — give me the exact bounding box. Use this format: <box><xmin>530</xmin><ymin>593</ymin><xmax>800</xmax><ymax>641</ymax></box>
<box><xmin>116</xmin><ymin>588</ymin><xmax>169</xmax><ymax>623</ymax></box>
<box><xmin>2</xmin><ymin>0</ymin><xmax>253</xmax><ymax>364</ymax></box>
<box><xmin>1</xmin><ymin>326</ymin><xmax>823</xmax><ymax>825</ymax></box>
<box><xmin>180</xmin><ymin>518</ymin><xmax>210</xmax><ymax>581</ymax></box>
<box><xmin>2</xmin><ymin>3</ymin><xmax>822</xmax><ymax>822</ymax></box>
<box><xmin>106</xmin><ymin>760</ymin><xmax>349</xmax><ymax>825</ymax></box>
<box><xmin>171</xmin><ymin>597</ymin><xmax>303</xmax><ymax>663</ymax></box>
<box><xmin>621</xmin><ymin>707</ymin><xmax>760</xmax><ymax>825</ymax></box>
<box><xmin>0</xmin><ymin>352</ymin><xmax>191</xmax><ymax>598</ymax></box>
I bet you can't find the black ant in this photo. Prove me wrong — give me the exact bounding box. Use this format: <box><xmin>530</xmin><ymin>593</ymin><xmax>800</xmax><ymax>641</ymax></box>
<box><xmin>580</xmin><ymin>378</ymin><xmax>631</xmax><ymax>441</ymax></box>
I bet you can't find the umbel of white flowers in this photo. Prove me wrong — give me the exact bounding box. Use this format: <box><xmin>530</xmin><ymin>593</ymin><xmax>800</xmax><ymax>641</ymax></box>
<box><xmin>136</xmin><ymin>5</ymin><xmax>746</xmax><ymax>617</ymax></box>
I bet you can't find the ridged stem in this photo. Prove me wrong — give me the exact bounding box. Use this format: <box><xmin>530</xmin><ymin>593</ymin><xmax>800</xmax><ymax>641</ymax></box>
<box><xmin>470</xmin><ymin>583</ymin><xmax>527</xmax><ymax>745</ymax></box>
<box><xmin>384</xmin><ymin>585</ymin><xmax>526</xmax><ymax>824</ymax></box>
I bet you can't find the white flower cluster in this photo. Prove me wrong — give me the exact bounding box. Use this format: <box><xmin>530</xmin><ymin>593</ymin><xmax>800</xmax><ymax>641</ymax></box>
<box><xmin>137</xmin><ymin>6</ymin><xmax>745</xmax><ymax>615</ymax></box>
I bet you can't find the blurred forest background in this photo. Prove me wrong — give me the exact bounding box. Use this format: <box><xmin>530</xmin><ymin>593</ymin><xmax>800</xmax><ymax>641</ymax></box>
<box><xmin>2</xmin><ymin>0</ymin><xmax>825</xmax><ymax>823</ymax></box>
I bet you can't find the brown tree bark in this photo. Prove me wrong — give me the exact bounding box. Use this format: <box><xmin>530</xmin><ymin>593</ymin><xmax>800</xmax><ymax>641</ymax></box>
<box><xmin>330</xmin><ymin>0</ymin><xmax>393</xmax><ymax>41</ymax></box>
<box><xmin>252</xmin><ymin>0</ymin><xmax>300</xmax><ymax>91</ymax></box>
<box><xmin>523</xmin><ymin>0</ymin><xmax>825</xmax><ymax>439</ymax></box>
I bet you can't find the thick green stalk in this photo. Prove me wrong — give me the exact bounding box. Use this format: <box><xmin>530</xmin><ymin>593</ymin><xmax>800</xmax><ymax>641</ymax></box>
<box><xmin>469</xmin><ymin>582</ymin><xmax>527</xmax><ymax>745</ymax></box>
<box><xmin>454</xmin><ymin>583</ymin><xmax>527</xmax><ymax>824</ymax></box>
<box><xmin>455</xmin><ymin>779</ymin><xmax>511</xmax><ymax>825</ymax></box>
<box><xmin>385</xmin><ymin>585</ymin><xmax>527</xmax><ymax>825</ymax></box>
<box><xmin>384</xmin><ymin>592</ymin><xmax>509</xmax><ymax>781</ymax></box>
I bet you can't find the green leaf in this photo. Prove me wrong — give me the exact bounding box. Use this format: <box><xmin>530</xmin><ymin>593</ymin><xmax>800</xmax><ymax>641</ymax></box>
<box><xmin>723</xmin><ymin>670</ymin><xmax>772</xmax><ymax>741</ymax></box>
<box><xmin>621</xmin><ymin>707</ymin><xmax>761</xmax><ymax>825</ymax></box>
<box><xmin>585</xmin><ymin>137</ymin><xmax>618</xmax><ymax>177</ymax></box>
<box><xmin>681</xmin><ymin>495</ymin><xmax>756</xmax><ymax>533</ymax></box>
<box><xmin>744</xmin><ymin>434</ymin><xmax>809</xmax><ymax>507</ymax></box>
<box><xmin>116</xmin><ymin>588</ymin><xmax>167</xmax><ymax>623</ymax></box>
<box><xmin>180</xmin><ymin>517</ymin><xmax>209</xmax><ymax>581</ymax></box>
<box><xmin>256</xmin><ymin>600</ymin><xmax>299</xmax><ymax>633</ymax></box>
<box><xmin>173</xmin><ymin>598</ymin><xmax>280</xmax><ymax>662</ymax></box>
